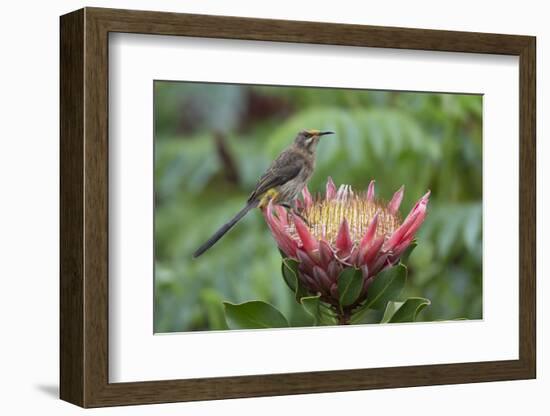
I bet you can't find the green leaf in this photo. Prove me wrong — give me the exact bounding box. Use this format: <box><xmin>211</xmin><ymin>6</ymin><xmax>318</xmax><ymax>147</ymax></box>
<box><xmin>399</xmin><ymin>240</ymin><xmax>417</xmax><ymax>265</ymax></box>
<box><xmin>381</xmin><ymin>297</ymin><xmax>431</xmax><ymax>323</ymax></box>
<box><xmin>380</xmin><ymin>301</ymin><xmax>402</xmax><ymax>323</ymax></box>
<box><xmin>223</xmin><ymin>301</ymin><xmax>289</xmax><ymax>329</ymax></box>
<box><xmin>281</xmin><ymin>258</ymin><xmax>299</xmax><ymax>292</ymax></box>
<box><xmin>434</xmin><ymin>317</ymin><xmax>468</xmax><ymax>321</ymax></box>
<box><xmin>282</xmin><ymin>258</ymin><xmax>308</xmax><ymax>301</ymax></box>
<box><xmin>363</xmin><ymin>264</ymin><xmax>408</xmax><ymax>310</ymax></box>
<box><xmin>349</xmin><ymin>307</ymin><xmax>382</xmax><ymax>325</ymax></box>
<box><xmin>300</xmin><ymin>295</ymin><xmax>322</xmax><ymax>326</ymax></box>
<box><xmin>337</xmin><ymin>267</ymin><xmax>363</xmax><ymax>307</ymax></box>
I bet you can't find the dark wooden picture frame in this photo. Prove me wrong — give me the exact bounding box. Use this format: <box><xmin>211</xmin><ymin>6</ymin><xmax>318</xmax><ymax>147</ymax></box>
<box><xmin>60</xmin><ymin>7</ymin><xmax>536</xmax><ymax>408</ymax></box>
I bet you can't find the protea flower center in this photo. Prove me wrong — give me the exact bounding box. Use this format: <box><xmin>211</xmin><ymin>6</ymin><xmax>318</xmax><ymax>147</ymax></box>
<box><xmin>291</xmin><ymin>186</ymin><xmax>401</xmax><ymax>246</ymax></box>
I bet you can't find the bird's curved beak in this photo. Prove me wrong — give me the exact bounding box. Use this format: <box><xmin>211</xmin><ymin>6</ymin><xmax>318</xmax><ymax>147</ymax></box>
<box><xmin>318</xmin><ymin>131</ymin><xmax>335</xmax><ymax>136</ymax></box>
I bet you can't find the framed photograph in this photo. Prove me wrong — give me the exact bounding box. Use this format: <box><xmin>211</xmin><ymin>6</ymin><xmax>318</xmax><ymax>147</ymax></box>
<box><xmin>60</xmin><ymin>7</ymin><xmax>536</xmax><ymax>407</ymax></box>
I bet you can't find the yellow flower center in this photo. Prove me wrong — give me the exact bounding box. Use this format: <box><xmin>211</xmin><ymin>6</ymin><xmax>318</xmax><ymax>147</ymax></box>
<box><xmin>291</xmin><ymin>192</ymin><xmax>401</xmax><ymax>244</ymax></box>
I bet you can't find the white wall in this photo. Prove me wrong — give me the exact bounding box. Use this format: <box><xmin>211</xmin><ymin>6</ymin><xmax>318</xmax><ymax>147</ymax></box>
<box><xmin>0</xmin><ymin>0</ymin><xmax>546</xmax><ymax>414</ymax></box>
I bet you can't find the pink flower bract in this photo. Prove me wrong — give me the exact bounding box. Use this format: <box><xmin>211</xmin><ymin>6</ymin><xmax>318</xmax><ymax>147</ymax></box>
<box><xmin>263</xmin><ymin>178</ymin><xmax>430</xmax><ymax>308</ymax></box>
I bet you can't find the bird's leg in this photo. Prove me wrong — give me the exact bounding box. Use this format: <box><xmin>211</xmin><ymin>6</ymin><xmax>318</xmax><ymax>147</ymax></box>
<box><xmin>280</xmin><ymin>203</ymin><xmax>292</xmax><ymax>223</ymax></box>
<box><xmin>281</xmin><ymin>202</ymin><xmax>310</xmax><ymax>226</ymax></box>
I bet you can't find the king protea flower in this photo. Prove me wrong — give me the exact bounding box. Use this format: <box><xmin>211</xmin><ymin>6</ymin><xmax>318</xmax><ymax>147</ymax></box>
<box><xmin>263</xmin><ymin>177</ymin><xmax>430</xmax><ymax>315</ymax></box>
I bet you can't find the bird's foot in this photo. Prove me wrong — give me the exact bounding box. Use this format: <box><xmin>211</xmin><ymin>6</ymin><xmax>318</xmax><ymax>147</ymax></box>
<box><xmin>281</xmin><ymin>203</ymin><xmax>310</xmax><ymax>226</ymax></box>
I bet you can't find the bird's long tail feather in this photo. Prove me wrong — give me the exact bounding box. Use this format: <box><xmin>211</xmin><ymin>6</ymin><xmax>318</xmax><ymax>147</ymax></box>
<box><xmin>192</xmin><ymin>200</ymin><xmax>259</xmax><ymax>258</ymax></box>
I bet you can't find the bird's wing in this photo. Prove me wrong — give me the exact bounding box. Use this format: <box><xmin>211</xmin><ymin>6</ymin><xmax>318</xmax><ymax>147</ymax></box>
<box><xmin>248</xmin><ymin>152</ymin><xmax>304</xmax><ymax>202</ymax></box>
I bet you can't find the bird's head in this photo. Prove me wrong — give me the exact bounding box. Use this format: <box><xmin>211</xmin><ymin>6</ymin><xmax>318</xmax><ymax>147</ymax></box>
<box><xmin>294</xmin><ymin>129</ymin><xmax>334</xmax><ymax>153</ymax></box>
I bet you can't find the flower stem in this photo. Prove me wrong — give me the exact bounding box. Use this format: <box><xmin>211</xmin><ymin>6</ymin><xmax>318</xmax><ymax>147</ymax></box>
<box><xmin>337</xmin><ymin>309</ymin><xmax>351</xmax><ymax>325</ymax></box>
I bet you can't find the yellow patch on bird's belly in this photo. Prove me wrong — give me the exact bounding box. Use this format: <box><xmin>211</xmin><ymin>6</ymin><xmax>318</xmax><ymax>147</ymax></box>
<box><xmin>258</xmin><ymin>188</ymin><xmax>279</xmax><ymax>209</ymax></box>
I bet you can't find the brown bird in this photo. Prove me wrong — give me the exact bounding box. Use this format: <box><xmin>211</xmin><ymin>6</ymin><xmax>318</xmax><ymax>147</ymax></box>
<box><xmin>193</xmin><ymin>129</ymin><xmax>334</xmax><ymax>258</ymax></box>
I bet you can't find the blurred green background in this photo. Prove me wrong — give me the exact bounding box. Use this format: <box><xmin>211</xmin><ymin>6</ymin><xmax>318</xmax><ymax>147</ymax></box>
<box><xmin>154</xmin><ymin>81</ymin><xmax>482</xmax><ymax>333</ymax></box>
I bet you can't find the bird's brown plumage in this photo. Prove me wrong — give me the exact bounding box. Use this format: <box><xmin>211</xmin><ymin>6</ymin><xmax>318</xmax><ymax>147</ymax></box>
<box><xmin>193</xmin><ymin>129</ymin><xmax>334</xmax><ymax>258</ymax></box>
